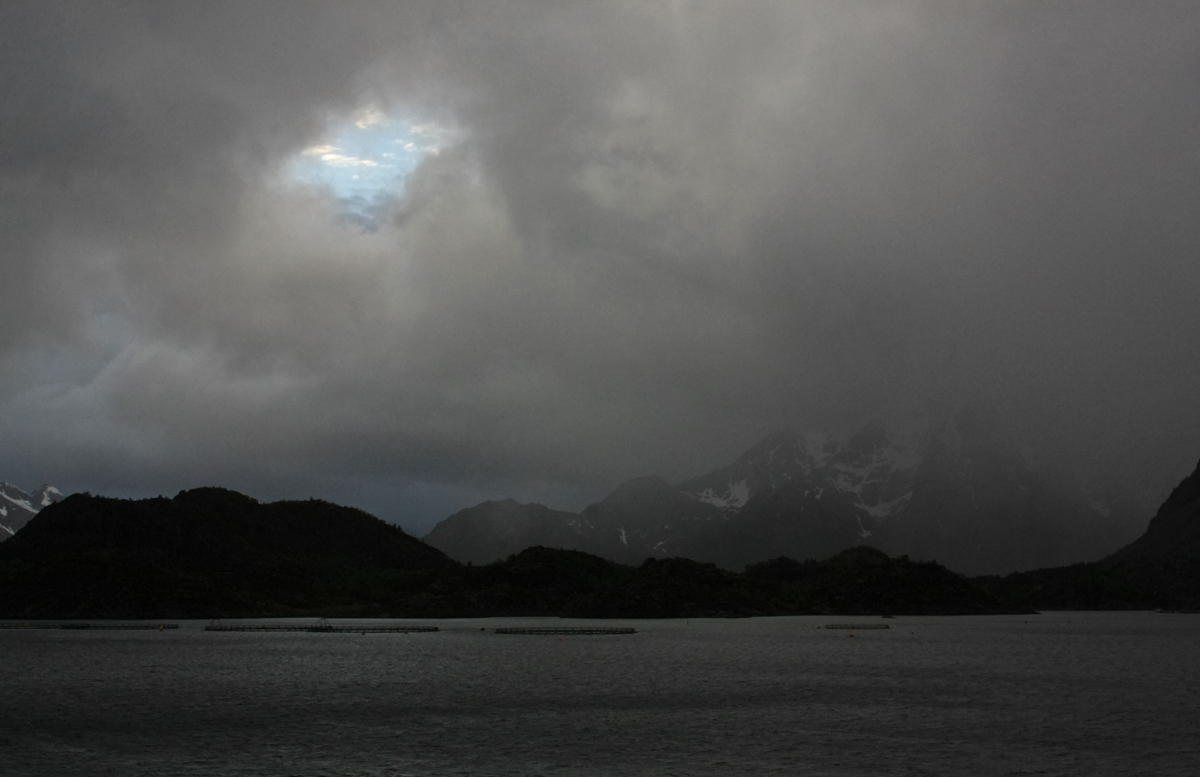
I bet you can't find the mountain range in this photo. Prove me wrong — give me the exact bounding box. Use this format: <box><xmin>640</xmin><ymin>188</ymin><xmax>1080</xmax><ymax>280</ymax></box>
<box><xmin>425</xmin><ymin>410</ymin><xmax>1142</xmax><ymax>575</ymax></box>
<box><xmin>0</xmin><ymin>487</ymin><xmax>1027</xmax><ymax>618</ymax></box>
<box><xmin>0</xmin><ymin>455</ymin><xmax>1197</xmax><ymax>618</ymax></box>
<box><xmin>0</xmin><ymin>483</ymin><xmax>63</xmax><ymax>540</ymax></box>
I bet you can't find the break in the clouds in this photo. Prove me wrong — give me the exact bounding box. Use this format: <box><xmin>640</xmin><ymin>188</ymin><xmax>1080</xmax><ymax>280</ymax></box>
<box><xmin>1</xmin><ymin>1</ymin><xmax>1199</xmax><ymax>533</ymax></box>
<box><xmin>289</xmin><ymin>109</ymin><xmax>453</xmax><ymax>226</ymax></box>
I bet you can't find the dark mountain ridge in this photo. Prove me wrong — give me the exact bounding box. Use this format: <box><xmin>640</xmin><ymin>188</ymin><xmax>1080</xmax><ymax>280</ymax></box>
<box><xmin>4</xmin><ymin>457</ymin><xmax>1195</xmax><ymax>619</ymax></box>
<box><xmin>0</xmin><ymin>487</ymin><xmax>1023</xmax><ymax>618</ymax></box>
<box><xmin>426</xmin><ymin>412</ymin><xmax>1141</xmax><ymax>575</ymax></box>
<box><xmin>0</xmin><ymin>488</ymin><xmax>453</xmax><ymax>618</ymax></box>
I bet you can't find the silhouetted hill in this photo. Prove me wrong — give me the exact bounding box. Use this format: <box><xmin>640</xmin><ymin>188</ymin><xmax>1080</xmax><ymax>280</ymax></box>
<box><xmin>745</xmin><ymin>546</ymin><xmax>1010</xmax><ymax>615</ymax></box>
<box><xmin>0</xmin><ymin>488</ymin><xmax>454</xmax><ymax>618</ymax></box>
<box><xmin>398</xmin><ymin>545</ymin><xmax>1018</xmax><ymax>618</ymax></box>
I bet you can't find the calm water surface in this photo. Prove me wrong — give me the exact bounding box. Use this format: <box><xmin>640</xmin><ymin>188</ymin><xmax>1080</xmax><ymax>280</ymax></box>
<box><xmin>1</xmin><ymin>612</ymin><xmax>1197</xmax><ymax>775</ymax></box>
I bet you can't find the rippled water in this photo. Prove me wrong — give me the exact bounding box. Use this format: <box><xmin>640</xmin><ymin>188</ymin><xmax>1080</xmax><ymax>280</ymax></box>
<box><xmin>1</xmin><ymin>612</ymin><xmax>1197</xmax><ymax>775</ymax></box>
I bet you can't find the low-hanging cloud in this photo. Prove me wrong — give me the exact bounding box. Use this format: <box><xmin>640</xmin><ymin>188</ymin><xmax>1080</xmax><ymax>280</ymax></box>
<box><xmin>2</xmin><ymin>1</ymin><xmax>1199</xmax><ymax>533</ymax></box>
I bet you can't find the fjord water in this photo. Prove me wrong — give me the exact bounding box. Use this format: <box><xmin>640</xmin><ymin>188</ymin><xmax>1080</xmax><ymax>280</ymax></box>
<box><xmin>2</xmin><ymin>613</ymin><xmax>1196</xmax><ymax>776</ymax></box>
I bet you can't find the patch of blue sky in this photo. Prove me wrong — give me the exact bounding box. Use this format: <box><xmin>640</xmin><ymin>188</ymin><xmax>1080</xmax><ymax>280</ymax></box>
<box><xmin>290</xmin><ymin>109</ymin><xmax>447</xmax><ymax>229</ymax></box>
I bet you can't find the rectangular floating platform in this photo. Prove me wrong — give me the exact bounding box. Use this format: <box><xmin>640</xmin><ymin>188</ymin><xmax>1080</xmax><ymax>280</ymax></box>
<box><xmin>494</xmin><ymin>627</ymin><xmax>636</xmax><ymax>635</ymax></box>
<box><xmin>204</xmin><ymin>624</ymin><xmax>438</xmax><ymax>633</ymax></box>
<box><xmin>823</xmin><ymin>624</ymin><xmax>890</xmax><ymax>630</ymax></box>
<box><xmin>0</xmin><ymin>623</ymin><xmax>179</xmax><ymax>630</ymax></box>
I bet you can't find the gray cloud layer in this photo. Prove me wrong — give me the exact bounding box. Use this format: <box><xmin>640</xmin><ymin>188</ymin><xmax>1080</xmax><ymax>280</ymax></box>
<box><xmin>2</xmin><ymin>1</ymin><xmax>1198</xmax><ymax>532</ymax></box>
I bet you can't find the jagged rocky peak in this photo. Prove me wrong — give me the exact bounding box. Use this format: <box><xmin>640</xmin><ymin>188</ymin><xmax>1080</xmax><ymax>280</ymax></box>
<box><xmin>0</xmin><ymin>481</ymin><xmax>65</xmax><ymax>540</ymax></box>
<box><xmin>678</xmin><ymin>429</ymin><xmax>837</xmax><ymax>510</ymax></box>
<box><xmin>676</xmin><ymin>415</ymin><xmax>1003</xmax><ymax>525</ymax></box>
<box><xmin>742</xmin><ymin>429</ymin><xmax>838</xmax><ymax>469</ymax></box>
<box><xmin>32</xmin><ymin>484</ymin><xmax>64</xmax><ymax>508</ymax></box>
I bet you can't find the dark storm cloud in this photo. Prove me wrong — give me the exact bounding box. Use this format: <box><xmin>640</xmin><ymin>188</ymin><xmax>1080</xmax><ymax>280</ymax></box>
<box><xmin>2</xmin><ymin>1</ymin><xmax>1198</xmax><ymax>531</ymax></box>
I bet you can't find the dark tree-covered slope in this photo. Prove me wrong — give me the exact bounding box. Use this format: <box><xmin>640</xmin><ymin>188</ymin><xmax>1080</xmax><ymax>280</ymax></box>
<box><xmin>396</xmin><ymin>545</ymin><xmax>1019</xmax><ymax>619</ymax></box>
<box><xmin>0</xmin><ymin>488</ymin><xmax>454</xmax><ymax>618</ymax></box>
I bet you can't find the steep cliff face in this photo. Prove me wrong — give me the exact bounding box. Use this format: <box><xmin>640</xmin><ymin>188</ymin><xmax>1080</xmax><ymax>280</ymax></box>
<box><xmin>1108</xmin><ymin>459</ymin><xmax>1200</xmax><ymax>561</ymax></box>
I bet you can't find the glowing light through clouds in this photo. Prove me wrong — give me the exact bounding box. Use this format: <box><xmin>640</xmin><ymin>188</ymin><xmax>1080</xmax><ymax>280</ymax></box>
<box><xmin>290</xmin><ymin>108</ymin><xmax>450</xmax><ymax>226</ymax></box>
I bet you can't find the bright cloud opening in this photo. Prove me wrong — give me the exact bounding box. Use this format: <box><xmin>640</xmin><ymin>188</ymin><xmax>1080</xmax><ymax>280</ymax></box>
<box><xmin>289</xmin><ymin>108</ymin><xmax>454</xmax><ymax>228</ymax></box>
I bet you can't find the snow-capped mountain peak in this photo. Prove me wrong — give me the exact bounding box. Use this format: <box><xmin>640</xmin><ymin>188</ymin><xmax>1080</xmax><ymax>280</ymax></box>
<box><xmin>678</xmin><ymin>424</ymin><xmax>925</xmax><ymax>520</ymax></box>
<box><xmin>678</xmin><ymin>429</ymin><xmax>839</xmax><ymax>511</ymax></box>
<box><xmin>0</xmin><ymin>482</ymin><xmax>65</xmax><ymax>540</ymax></box>
<box><xmin>35</xmin><ymin>485</ymin><xmax>62</xmax><ymax>507</ymax></box>
<box><xmin>424</xmin><ymin>407</ymin><xmax>1142</xmax><ymax>575</ymax></box>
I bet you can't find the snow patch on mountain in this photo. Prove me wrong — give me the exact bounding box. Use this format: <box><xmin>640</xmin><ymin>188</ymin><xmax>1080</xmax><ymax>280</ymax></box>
<box><xmin>39</xmin><ymin>486</ymin><xmax>62</xmax><ymax>507</ymax></box>
<box><xmin>859</xmin><ymin>490</ymin><xmax>913</xmax><ymax>518</ymax></box>
<box><xmin>0</xmin><ymin>481</ymin><xmax>65</xmax><ymax>541</ymax></box>
<box><xmin>2</xmin><ymin>491</ymin><xmax>36</xmax><ymax>514</ymax></box>
<box><xmin>696</xmin><ymin>479</ymin><xmax>750</xmax><ymax>509</ymax></box>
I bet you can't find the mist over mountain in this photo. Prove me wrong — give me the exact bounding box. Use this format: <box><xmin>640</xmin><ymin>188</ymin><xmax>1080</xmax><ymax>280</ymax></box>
<box><xmin>426</xmin><ymin>409</ymin><xmax>1142</xmax><ymax>575</ymax></box>
<box><xmin>979</xmin><ymin>458</ymin><xmax>1200</xmax><ymax>611</ymax></box>
<box><xmin>0</xmin><ymin>4</ymin><xmax>1197</xmax><ymax>534</ymax></box>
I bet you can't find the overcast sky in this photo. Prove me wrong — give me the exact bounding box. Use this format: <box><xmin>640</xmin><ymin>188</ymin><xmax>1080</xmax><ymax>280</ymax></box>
<box><xmin>2</xmin><ymin>1</ymin><xmax>1198</xmax><ymax>534</ymax></box>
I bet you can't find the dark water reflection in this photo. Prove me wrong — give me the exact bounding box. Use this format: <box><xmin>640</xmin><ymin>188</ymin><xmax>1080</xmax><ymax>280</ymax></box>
<box><xmin>1</xmin><ymin>612</ymin><xmax>1196</xmax><ymax>775</ymax></box>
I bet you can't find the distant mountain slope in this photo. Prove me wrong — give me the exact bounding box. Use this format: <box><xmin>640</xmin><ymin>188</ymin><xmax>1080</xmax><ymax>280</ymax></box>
<box><xmin>0</xmin><ymin>487</ymin><xmax>454</xmax><ymax>618</ymax></box>
<box><xmin>425</xmin><ymin>411</ymin><xmax>1138</xmax><ymax>575</ymax></box>
<box><xmin>985</xmin><ymin>458</ymin><xmax>1200</xmax><ymax>610</ymax></box>
<box><xmin>0</xmin><ymin>482</ymin><xmax>63</xmax><ymax>540</ymax></box>
<box><xmin>571</xmin><ymin>476</ymin><xmax>727</xmax><ymax>565</ymax></box>
<box><xmin>423</xmin><ymin>499</ymin><xmax>580</xmax><ymax>565</ymax></box>
<box><xmin>1107</xmin><ymin>458</ymin><xmax>1200</xmax><ymax>561</ymax></box>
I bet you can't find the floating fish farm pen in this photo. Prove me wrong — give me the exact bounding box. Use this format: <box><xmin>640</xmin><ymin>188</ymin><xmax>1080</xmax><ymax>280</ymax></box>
<box><xmin>494</xmin><ymin>627</ymin><xmax>636</xmax><ymax>635</ymax></box>
<box><xmin>205</xmin><ymin>618</ymin><xmax>438</xmax><ymax>633</ymax></box>
<box><xmin>0</xmin><ymin>622</ymin><xmax>179</xmax><ymax>630</ymax></box>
